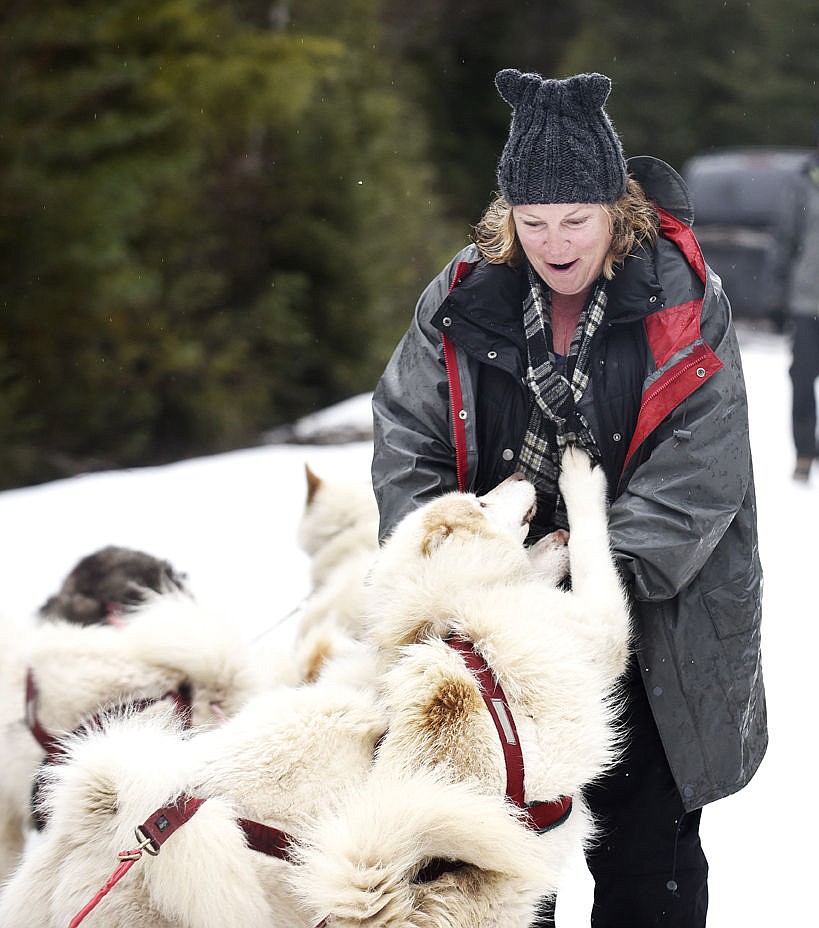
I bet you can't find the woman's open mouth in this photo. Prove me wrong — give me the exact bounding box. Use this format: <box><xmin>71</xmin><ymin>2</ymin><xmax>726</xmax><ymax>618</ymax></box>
<box><xmin>548</xmin><ymin>260</ymin><xmax>577</xmax><ymax>271</ymax></box>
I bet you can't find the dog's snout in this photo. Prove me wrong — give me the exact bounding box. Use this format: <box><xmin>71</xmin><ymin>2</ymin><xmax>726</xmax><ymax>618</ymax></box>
<box><xmin>494</xmin><ymin>472</ymin><xmax>529</xmax><ymax>489</ymax></box>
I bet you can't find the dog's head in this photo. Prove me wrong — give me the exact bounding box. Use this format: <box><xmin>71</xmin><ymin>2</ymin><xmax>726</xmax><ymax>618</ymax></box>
<box><xmin>297</xmin><ymin>464</ymin><xmax>379</xmax><ymax>563</ymax></box>
<box><xmin>365</xmin><ymin>475</ymin><xmax>537</xmax><ymax>653</ymax></box>
<box><xmin>38</xmin><ymin>545</ymin><xmax>189</xmax><ymax>626</ymax></box>
<box><xmin>416</xmin><ymin>473</ymin><xmax>536</xmax><ymax>556</ymax></box>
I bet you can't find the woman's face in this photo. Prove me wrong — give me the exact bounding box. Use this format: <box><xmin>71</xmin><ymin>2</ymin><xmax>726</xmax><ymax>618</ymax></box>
<box><xmin>513</xmin><ymin>203</ymin><xmax>612</xmax><ymax>296</ymax></box>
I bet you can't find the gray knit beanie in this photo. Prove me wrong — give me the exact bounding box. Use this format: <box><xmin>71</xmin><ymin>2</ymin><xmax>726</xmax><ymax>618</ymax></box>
<box><xmin>495</xmin><ymin>69</ymin><xmax>628</xmax><ymax>205</ymax></box>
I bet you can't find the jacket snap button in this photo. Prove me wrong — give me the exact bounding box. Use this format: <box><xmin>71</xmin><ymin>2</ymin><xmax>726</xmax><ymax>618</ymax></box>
<box><xmin>649</xmin><ymin>295</ymin><xmax>657</xmax><ymax>303</ymax></box>
<box><xmin>696</xmin><ymin>367</ymin><xmax>706</xmax><ymax>378</ymax></box>
<box><xmin>502</xmin><ymin>448</ymin><xmax>514</xmax><ymax>461</ymax></box>
<box><xmin>612</xmin><ymin>432</ymin><xmax>622</xmax><ymax>442</ymax></box>
<box><xmin>442</xmin><ymin>316</ymin><xmax>452</xmax><ymax>327</ymax></box>
<box><xmin>458</xmin><ymin>409</ymin><xmax>468</xmax><ymax>420</ymax></box>
<box><xmin>487</xmin><ymin>350</ymin><xmax>497</xmax><ymax>359</ymax></box>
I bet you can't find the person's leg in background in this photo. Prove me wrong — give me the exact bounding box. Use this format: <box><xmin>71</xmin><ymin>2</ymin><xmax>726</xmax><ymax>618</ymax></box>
<box><xmin>790</xmin><ymin>314</ymin><xmax>819</xmax><ymax>481</ymax></box>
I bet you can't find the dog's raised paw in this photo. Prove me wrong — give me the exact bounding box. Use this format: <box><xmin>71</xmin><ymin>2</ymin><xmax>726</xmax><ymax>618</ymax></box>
<box><xmin>560</xmin><ymin>445</ymin><xmax>595</xmax><ymax>471</ymax></box>
<box><xmin>558</xmin><ymin>446</ymin><xmax>607</xmax><ymax>508</ymax></box>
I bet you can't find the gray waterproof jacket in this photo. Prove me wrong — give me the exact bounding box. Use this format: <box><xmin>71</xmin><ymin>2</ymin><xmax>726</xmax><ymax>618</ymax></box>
<box><xmin>371</xmin><ymin>156</ymin><xmax>766</xmax><ymax>811</ymax></box>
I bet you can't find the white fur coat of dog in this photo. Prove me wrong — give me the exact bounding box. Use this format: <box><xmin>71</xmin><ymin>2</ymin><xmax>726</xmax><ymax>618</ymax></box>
<box><xmin>0</xmin><ymin>591</ymin><xmax>263</xmax><ymax>885</ymax></box>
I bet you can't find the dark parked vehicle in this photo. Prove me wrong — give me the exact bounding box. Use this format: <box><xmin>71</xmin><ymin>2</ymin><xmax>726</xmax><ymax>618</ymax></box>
<box><xmin>682</xmin><ymin>147</ymin><xmax>813</xmax><ymax>329</ymax></box>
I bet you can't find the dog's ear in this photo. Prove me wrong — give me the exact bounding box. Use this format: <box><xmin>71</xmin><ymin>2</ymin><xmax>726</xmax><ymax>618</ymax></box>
<box><xmin>304</xmin><ymin>462</ymin><xmax>323</xmax><ymax>506</ymax></box>
<box><xmin>420</xmin><ymin>518</ymin><xmax>454</xmax><ymax>557</ymax></box>
<box><xmin>420</xmin><ymin>498</ymin><xmax>484</xmax><ymax>557</ymax></box>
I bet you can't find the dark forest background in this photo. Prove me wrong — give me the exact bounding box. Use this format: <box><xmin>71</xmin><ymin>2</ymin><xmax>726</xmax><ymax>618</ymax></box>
<box><xmin>2</xmin><ymin>0</ymin><xmax>817</xmax><ymax>488</ymax></box>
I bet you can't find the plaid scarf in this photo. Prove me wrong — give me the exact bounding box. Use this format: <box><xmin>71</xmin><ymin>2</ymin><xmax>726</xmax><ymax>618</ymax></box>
<box><xmin>516</xmin><ymin>264</ymin><xmax>606</xmax><ymax>531</ymax></box>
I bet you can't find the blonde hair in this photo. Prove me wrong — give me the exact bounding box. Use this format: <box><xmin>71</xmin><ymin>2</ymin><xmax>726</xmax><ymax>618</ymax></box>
<box><xmin>472</xmin><ymin>177</ymin><xmax>660</xmax><ymax>279</ymax></box>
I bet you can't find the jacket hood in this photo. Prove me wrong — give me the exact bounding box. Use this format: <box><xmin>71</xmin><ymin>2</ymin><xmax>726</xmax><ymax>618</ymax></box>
<box><xmin>628</xmin><ymin>155</ymin><xmax>694</xmax><ymax>226</ymax></box>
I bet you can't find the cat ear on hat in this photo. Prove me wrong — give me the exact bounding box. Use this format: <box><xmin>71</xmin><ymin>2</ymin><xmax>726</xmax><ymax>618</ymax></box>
<box><xmin>495</xmin><ymin>68</ymin><xmax>531</xmax><ymax>107</ymax></box>
<box><xmin>570</xmin><ymin>72</ymin><xmax>613</xmax><ymax>109</ymax></box>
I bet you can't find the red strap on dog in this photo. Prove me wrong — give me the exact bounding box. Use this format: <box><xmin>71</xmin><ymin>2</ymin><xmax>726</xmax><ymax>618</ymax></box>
<box><xmin>25</xmin><ymin>669</ymin><xmax>62</xmax><ymax>758</ymax></box>
<box><xmin>137</xmin><ymin>797</ymin><xmax>295</xmax><ymax>862</ymax></box>
<box><xmin>68</xmin><ymin>795</ymin><xmax>302</xmax><ymax>926</ymax></box>
<box><xmin>445</xmin><ymin>636</ymin><xmax>572</xmax><ymax>833</ymax></box>
<box><xmin>136</xmin><ymin>795</ymin><xmax>206</xmax><ymax>852</ymax></box>
<box><xmin>25</xmin><ymin>669</ymin><xmax>193</xmax><ymax>763</ymax></box>
<box><xmin>236</xmin><ymin>816</ymin><xmax>294</xmax><ymax>859</ymax></box>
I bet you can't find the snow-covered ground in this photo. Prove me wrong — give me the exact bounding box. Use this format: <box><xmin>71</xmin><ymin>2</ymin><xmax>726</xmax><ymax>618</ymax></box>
<box><xmin>0</xmin><ymin>325</ymin><xmax>815</xmax><ymax>925</ymax></box>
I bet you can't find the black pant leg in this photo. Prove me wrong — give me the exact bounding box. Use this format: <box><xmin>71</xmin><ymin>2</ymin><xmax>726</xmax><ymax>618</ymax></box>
<box><xmin>790</xmin><ymin>315</ymin><xmax>819</xmax><ymax>458</ymax></box>
<box><xmin>583</xmin><ymin>663</ymin><xmax>708</xmax><ymax>928</ymax></box>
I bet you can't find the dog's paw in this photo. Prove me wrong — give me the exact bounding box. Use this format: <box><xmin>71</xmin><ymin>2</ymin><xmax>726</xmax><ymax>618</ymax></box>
<box><xmin>560</xmin><ymin>444</ymin><xmax>596</xmax><ymax>473</ymax></box>
<box><xmin>527</xmin><ymin>530</ymin><xmax>570</xmax><ymax>585</ymax></box>
<box><xmin>558</xmin><ymin>446</ymin><xmax>607</xmax><ymax>510</ymax></box>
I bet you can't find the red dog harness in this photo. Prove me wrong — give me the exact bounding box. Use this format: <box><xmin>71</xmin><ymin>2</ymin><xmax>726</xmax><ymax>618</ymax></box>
<box><xmin>67</xmin><ymin>796</ymin><xmax>302</xmax><ymax>928</ymax></box>
<box><xmin>445</xmin><ymin>636</ymin><xmax>572</xmax><ymax>832</ymax></box>
<box><xmin>25</xmin><ymin>668</ymin><xmax>193</xmax><ymax>763</ymax></box>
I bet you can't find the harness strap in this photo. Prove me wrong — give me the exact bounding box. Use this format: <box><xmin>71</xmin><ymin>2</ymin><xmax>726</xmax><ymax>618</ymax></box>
<box><xmin>136</xmin><ymin>794</ymin><xmax>300</xmax><ymax>860</ymax></box>
<box><xmin>68</xmin><ymin>795</ymin><xmax>302</xmax><ymax>927</ymax></box>
<box><xmin>24</xmin><ymin>669</ymin><xmax>61</xmax><ymax>759</ymax></box>
<box><xmin>25</xmin><ymin>669</ymin><xmax>193</xmax><ymax>763</ymax></box>
<box><xmin>236</xmin><ymin>816</ymin><xmax>294</xmax><ymax>859</ymax></box>
<box><xmin>445</xmin><ymin>635</ymin><xmax>572</xmax><ymax>833</ymax></box>
<box><xmin>135</xmin><ymin>795</ymin><xmax>206</xmax><ymax>853</ymax></box>
<box><xmin>135</xmin><ymin>795</ymin><xmax>297</xmax><ymax>860</ymax></box>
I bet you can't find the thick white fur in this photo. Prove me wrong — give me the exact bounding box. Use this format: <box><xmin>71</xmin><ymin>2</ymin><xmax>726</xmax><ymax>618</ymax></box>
<box><xmin>0</xmin><ymin>591</ymin><xmax>263</xmax><ymax>885</ymax></box>
<box><xmin>0</xmin><ymin>450</ymin><xmax>630</xmax><ymax>927</ymax></box>
<box><xmin>290</xmin><ymin>768</ymin><xmax>577</xmax><ymax>928</ymax></box>
<box><xmin>0</xmin><ymin>668</ymin><xmax>387</xmax><ymax>927</ymax></box>
<box><xmin>293</xmin><ymin>448</ymin><xmax>632</xmax><ymax>926</ymax></box>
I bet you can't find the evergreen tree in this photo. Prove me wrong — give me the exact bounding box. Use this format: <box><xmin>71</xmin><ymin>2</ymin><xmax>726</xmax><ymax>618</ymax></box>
<box><xmin>555</xmin><ymin>0</ymin><xmax>817</xmax><ymax>167</ymax></box>
<box><xmin>380</xmin><ymin>0</ymin><xmax>583</xmax><ymax>223</ymax></box>
<box><xmin>0</xmin><ymin>0</ymin><xmax>453</xmax><ymax>487</ymax></box>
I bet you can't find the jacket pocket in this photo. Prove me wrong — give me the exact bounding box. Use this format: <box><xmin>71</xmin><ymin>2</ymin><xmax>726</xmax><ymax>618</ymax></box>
<box><xmin>701</xmin><ymin>570</ymin><xmax>760</xmax><ymax>639</ymax></box>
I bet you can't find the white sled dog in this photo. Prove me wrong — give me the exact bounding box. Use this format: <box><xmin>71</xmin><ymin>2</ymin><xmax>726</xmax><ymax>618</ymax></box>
<box><xmin>288</xmin><ymin>463</ymin><xmax>380</xmax><ymax>684</ymax></box>
<box><xmin>292</xmin><ymin>447</ymin><xmax>632</xmax><ymax>928</ymax></box>
<box><xmin>0</xmin><ymin>590</ymin><xmax>263</xmax><ymax>885</ymax></box>
<box><xmin>0</xmin><ymin>648</ymin><xmax>386</xmax><ymax>928</ymax></box>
